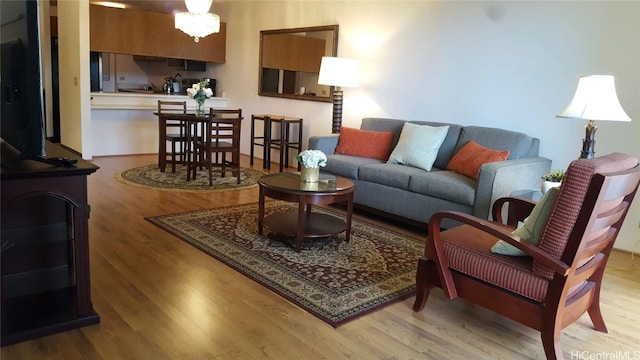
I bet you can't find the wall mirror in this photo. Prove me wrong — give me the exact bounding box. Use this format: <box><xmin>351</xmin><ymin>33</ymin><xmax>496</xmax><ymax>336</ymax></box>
<box><xmin>259</xmin><ymin>25</ymin><xmax>338</xmax><ymax>102</ymax></box>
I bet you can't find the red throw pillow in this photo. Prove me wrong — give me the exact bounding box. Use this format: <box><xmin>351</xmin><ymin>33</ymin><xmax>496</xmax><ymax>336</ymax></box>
<box><xmin>334</xmin><ymin>127</ymin><xmax>394</xmax><ymax>161</ymax></box>
<box><xmin>447</xmin><ymin>140</ymin><xmax>510</xmax><ymax>180</ymax></box>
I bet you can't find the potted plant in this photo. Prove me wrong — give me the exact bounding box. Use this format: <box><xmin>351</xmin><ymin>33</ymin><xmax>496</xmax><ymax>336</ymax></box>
<box><xmin>541</xmin><ymin>169</ymin><xmax>565</xmax><ymax>194</ymax></box>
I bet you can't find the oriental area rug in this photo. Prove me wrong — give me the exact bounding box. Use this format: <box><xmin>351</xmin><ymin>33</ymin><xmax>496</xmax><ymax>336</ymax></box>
<box><xmin>146</xmin><ymin>201</ymin><xmax>424</xmax><ymax>327</ymax></box>
<box><xmin>116</xmin><ymin>164</ymin><xmax>264</xmax><ymax>192</ymax></box>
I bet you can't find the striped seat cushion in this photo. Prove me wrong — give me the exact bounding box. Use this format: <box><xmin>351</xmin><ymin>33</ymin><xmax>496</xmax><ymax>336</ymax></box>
<box><xmin>427</xmin><ymin>224</ymin><xmax>549</xmax><ymax>302</ymax></box>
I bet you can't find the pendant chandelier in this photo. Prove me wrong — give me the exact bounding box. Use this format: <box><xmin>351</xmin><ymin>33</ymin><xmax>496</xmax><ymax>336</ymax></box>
<box><xmin>175</xmin><ymin>0</ymin><xmax>220</xmax><ymax>42</ymax></box>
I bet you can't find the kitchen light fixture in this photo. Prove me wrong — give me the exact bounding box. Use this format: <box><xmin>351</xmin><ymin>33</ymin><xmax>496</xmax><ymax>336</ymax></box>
<box><xmin>318</xmin><ymin>56</ymin><xmax>359</xmax><ymax>133</ymax></box>
<box><xmin>95</xmin><ymin>2</ymin><xmax>126</xmax><ymax>9</ymax></box>
<box><xmin>557</xmin><ymin>75</ymin><xmax>631</xmax><ymax>159</ymax></box>
<box><xmin>175</xmin><ymin>0</ymin><xmax>220</xmax><ymax>42</ymax></box>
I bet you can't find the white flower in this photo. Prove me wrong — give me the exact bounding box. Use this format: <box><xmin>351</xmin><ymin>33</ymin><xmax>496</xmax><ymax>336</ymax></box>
<box><xmin>187</xmin><ymin>80</ymin><xmax>212</xmax><ymax>102</ymax></box>
<box><xmin>296</xmin><ymin>150</ymin><xmax>327</xmax><ymax>168</ymax></box>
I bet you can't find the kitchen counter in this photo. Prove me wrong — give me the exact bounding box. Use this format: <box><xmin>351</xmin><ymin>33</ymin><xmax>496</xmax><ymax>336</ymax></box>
<box><xmin>90</xmin><ymin>92</ymin><xmax>228</xmax><ymax>156</ymax></box>
<box><xmin>91</xmin><ymin>92</ymin><xmax>227</xmax><ymax>110</ymax></box>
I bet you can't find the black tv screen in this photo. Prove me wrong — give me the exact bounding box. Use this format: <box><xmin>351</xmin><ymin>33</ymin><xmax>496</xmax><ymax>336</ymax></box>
<box><xmin>1</xmin><ymin>0</ymin><xmax>46</xmax><ymax>160</ymax></box>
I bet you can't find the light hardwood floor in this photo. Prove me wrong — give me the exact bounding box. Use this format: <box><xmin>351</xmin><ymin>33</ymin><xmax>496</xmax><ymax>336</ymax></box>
<box><xmin>2</xmin><ymin>154</ymin><xmax>640</xmax><ymax>359</ymax></box>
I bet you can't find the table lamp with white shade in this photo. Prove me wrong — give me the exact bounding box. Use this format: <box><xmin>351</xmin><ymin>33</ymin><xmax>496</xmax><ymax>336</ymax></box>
<box><xmin>318</xmin><ymin>56</ymin><xmax>359</xmax><ymax>133</ymax></box>
<box><xmin>557</xmin><ymin>75</ymin><xmax>631</xmax><ymax>159</ymax></box>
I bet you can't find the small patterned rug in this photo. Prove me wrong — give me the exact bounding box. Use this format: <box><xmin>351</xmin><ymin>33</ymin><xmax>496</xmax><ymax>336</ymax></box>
<box><xmin>146</xmin><ymin>201</ymin><xmax>424</xmax><ymax>327</ymax></box>
<box><xmin>115</xmin><ymin>164</ymin><xmax>264</xmax><ymax>192</ymax></box>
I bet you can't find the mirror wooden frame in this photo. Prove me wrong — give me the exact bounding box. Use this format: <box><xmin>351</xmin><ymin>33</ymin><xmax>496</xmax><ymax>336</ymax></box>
<box><xmin>258</xmin><ymin>25</ymin><xmax>338</xmax><ymax>102</ymax></box>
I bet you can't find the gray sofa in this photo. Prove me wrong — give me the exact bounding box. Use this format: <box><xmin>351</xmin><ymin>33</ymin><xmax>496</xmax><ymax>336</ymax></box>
<box><xmin>309</xmin><ymin>118</ymin><xmax>551</xmax><ymax>227</ymax></box>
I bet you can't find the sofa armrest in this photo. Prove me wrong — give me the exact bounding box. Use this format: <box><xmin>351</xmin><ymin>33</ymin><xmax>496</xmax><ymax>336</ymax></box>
<box><xmin>309</xmin><ymin>135</ymin><xmax>340</xmax><ymax>155</ymax></box>
<box><xmin>473</xmin><ymin>157</ymin><xmax>552</xmax><ymax>220</ymax></box>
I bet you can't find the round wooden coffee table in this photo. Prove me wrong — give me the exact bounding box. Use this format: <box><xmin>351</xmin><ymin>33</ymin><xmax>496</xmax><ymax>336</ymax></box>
<box><xmin>258</xmin><ymin>172</ymin><xmax>355</xmax><ymax>252</ymax></box>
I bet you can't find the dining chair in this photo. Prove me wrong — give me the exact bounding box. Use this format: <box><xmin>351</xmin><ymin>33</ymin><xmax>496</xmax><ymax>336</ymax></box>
<box><xmin>157</xmin><ymin>100</ymin><xmax>187</xmax><ymax>172</ymax></box>
<box><xmin>413</xmin><ymin>152</ymin><xmax>640</xmax><ymax>360</ymax></box>
<box><xmin>189</xmin><ymin>108</ymin><xmax>243</xmax><ymax>185</ymax></box>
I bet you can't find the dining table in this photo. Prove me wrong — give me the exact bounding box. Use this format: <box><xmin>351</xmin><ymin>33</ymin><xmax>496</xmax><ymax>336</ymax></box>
<box><xmin>155</xmin><ymin>112</ymin><xmax>207</xmax><ymax>173</ymax></box>
<box><xmin>155</xmin><ymin>112</ymin><xmax>241</xmax><ymax>179</ymax></box>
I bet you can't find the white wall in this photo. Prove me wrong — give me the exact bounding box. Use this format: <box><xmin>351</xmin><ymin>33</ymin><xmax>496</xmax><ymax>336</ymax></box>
<box><xmin>207</xmin><ymin>1</ymin><xmax>640</xmax><ymax>251</ymax></box>
<box><xmin>57</xmin><ymin>0</ymin><xmax>92</xmax><ymax>158</ymax></box>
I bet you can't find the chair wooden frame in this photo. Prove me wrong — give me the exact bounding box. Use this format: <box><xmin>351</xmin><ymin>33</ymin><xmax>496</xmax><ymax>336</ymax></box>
<box><xmin>188</xmin><ymin>108</ymin><xmax>243</xmax><ymax>186</ymax></box>
<box><xmin>157</xmin><ymin>100</ymin><xmax>188</xmax><ymax>172</ymax></box>
<box><xmin>413</xmin><ymin>159</ymin><xmax>640</xmax><ymax>360</ymax></box>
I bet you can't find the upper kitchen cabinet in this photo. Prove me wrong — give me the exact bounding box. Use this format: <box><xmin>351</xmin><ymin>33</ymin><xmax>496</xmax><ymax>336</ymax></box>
<box><xmin>89</xmin><ymin>5</ymin><xmax>226</xmax><ymax>63</ymax></box>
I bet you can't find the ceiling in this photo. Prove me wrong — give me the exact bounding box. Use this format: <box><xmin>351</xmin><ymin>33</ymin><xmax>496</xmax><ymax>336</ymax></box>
<box><xmin>88</xmin><ymin>1</ymin><xmax>189</xmax><ymax>14</ymax></box>
<box><xmin>51</xmin><ymin>0</ymin><xmax>229</xmax><ymax>15</ymax></box>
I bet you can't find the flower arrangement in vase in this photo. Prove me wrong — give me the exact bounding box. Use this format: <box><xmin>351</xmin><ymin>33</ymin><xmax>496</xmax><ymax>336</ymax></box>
<box><xmin>296</xmin><ymin>150</ymin><xmax>327</xmax><ymax>183</ymax></box>
<box><xmin>541</xmin><ymin>169</ymin><xmax>565</xmax><ymax>194</ymax></box>
<box><xmin>186</xmin><ymin>79</ymin><xmax>213</xmax><ymax>116</ymax></box>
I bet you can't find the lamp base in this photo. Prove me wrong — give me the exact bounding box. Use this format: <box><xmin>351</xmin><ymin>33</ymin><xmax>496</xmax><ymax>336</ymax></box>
<box><xmin>580</xmin><ymin>120</ymin><xmax>597</xmax><ymax>159</ymax></box>
<box><xmin>331</xmin><ymin>88</ymin><xmax>344</xmax><ymax>134</ymax></box>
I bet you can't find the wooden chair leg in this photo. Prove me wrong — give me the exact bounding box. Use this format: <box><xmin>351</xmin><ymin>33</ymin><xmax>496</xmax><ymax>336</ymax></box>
<box><xmin>541</xmin><ymin>328</ymin><xmax>562</xmax><ymax>360</ymax></box>
<box><xmin>587</xmin><ymin>286</ymin><xmax>608</xmax><ymax>333</ymax></box>
<box><xmin>171</xmin><ymin>140</ymin><xmax>177</xmax><ymax>173</ymax></box>
<box><xmin>413</xmin><ymin>257</ymin><xmax>433</xmax><ymax>311</ymax></box>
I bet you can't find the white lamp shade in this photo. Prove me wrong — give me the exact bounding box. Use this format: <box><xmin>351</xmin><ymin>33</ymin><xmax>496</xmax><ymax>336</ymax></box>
<box><xmin>557</xmin><ymin>75</ymin><xmax>631</xmax><ymax>122</ymax></box>
<box><xmin>318</xmin><ymin>57</ymin><xmax>359</xmax><ymax>88</ymax></box>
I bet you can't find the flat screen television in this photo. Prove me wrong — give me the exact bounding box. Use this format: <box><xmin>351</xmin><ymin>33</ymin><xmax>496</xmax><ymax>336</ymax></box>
<box><xmin>1</xmin><ymin>0</ymin><xmax>47</xmax><ymax>163</ymax></box>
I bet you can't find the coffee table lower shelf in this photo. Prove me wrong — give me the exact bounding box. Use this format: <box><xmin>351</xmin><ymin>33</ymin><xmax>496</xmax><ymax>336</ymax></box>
<box><xmin>261</xmin><ymin>210</ymin><xmax>347</xmax><ymax>238</ymax></box>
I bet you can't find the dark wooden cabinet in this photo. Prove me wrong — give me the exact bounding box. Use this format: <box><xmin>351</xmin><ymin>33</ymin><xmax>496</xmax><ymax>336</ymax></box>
<box><xmin>1</xmin><ymin>141</ymin><xmax>100</xmax><ymax>346</ymax></box>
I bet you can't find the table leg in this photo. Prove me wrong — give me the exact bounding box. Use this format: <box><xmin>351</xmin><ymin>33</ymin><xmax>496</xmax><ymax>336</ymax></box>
<box><xmin>258</xmin><ymin>186</ymin><xmax>265</xmax><ymax>235</ymax></box>
<box><xmin>250</xmin><ymin>115</ymin><xmax>255</xmax><ymax>166</ymax></box>
<box><xmin>158</xmin><ymin>116</ymin><xmax>167</xmax><ymax>172</ymax></box>
<box><xmin>296</xmin><ymin>201</ymin><xmax>306</xmax><ymax>253</ymax></box>
<box><xmin>345</xmin><ymin>193</ymin><xmax>353</xmax><ymax>242</ymax></box>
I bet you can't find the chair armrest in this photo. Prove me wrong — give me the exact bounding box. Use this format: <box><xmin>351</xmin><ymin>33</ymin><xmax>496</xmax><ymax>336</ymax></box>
<box><xmin>492</xmin><ymin>196</ymin><xmax>537</xmax><ymax>226</ymax></box>
<box><xmin>309</xmin><ymin>135</ymin><xmax>340</xmax><ymax>155</ymax></box>
<box><xmin>474</xmin><ymin>157</ymin><xmax>551</xmax><ymax>220</ymax></box>
<box><xmin>428</xmin><ymin>211</ymin><xmax>571</xmax><ymax>299</ymax></box>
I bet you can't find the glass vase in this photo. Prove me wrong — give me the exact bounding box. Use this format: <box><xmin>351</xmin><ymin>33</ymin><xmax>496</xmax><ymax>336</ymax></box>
<box><xmin>195</xmin><ymin>100</ymin><xmax>206</xmax><ymax>117</ymax></box>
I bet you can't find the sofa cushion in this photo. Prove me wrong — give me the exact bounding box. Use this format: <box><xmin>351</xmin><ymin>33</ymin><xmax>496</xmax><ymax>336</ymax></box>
<box><xmin>409</xmin><ymin>170</ymin><xmax>476</xmax><ymax>206</ymax></box>
<box><xmin>360</xmin><ymin>118</ymin><xmax>463</xmax><ymax>169</ymax></box>
<box><xmin>455</xmin><ymin>126</ymin><xmax>533</xmax><ymax>160</ymax></box>
<box><xmin>387</xmin><ymin>123</ymin><xmax>450</xmax><ymax>171</ymax></box>
<box><xmin>335</xmin><ymin>126</ymin><xmax>394</xmax><ymax>161</ymax></box>
<box><xmin>447</xmin><ymin>140</ymin><xmax>510</xmax><ymax>180</ymax></box>
<box><xmin>358</xmin><ymin>163</ymin><xmax>425</xmax><ymax>190</ymax></box>
<box><xmin>322</xmin><ymin>154</ymin><xmax>382</xmax><ymax>179</ymax></box>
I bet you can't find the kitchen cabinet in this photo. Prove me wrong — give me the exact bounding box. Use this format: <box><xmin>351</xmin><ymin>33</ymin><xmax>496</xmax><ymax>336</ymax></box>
<box><xmin>90</xmin><ymin>5</ymin><xmax>226</xmax><ymax>63</ymax></box>
<box><xmin>1</xmin><ymin>141</ymin><xmax>100</xmax><ymax>346</ymax></box>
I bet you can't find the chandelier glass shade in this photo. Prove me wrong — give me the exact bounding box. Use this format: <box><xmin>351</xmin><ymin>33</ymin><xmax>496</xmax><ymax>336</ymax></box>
<box><xmin>175</xmin><ymin>0</ymin><xmax>220</xmax><ymax>42</ymax></box>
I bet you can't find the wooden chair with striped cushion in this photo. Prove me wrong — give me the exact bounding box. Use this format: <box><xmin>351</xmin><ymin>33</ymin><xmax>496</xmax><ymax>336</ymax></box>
<box><xmin>413</xmin><ymin>152</ymin><xmax>640</xmax><ymax>360</ymax></box>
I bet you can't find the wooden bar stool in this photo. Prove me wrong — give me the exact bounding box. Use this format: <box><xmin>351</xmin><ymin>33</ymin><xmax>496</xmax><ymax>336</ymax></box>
<box><xmin>250</xmin><ymin>114</ymin><xmax>303</xmax><ymax>172</ymax></box>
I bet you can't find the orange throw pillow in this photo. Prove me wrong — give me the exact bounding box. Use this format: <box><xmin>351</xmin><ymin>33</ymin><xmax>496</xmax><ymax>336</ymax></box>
<box><xmin>334</xmin><ymin>127</ymin><xmax>394</xmax><ymax>161</ymax></box>
<box><xmin>447</xmin><ymin>140</ymin><xmax>510</xmax><ymax>180</ymax></box>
